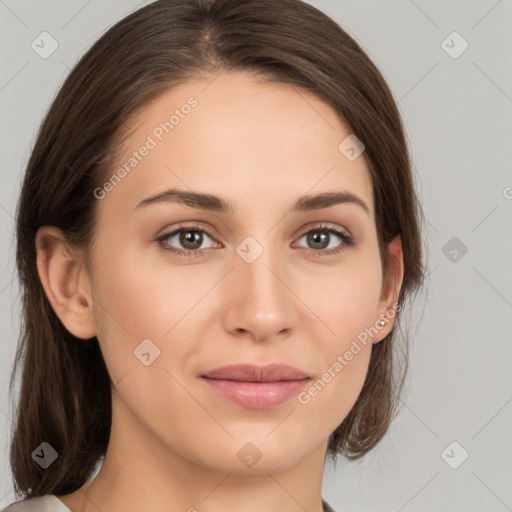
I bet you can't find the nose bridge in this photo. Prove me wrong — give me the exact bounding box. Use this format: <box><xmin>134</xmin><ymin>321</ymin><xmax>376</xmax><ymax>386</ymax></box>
<box><xmin>237</xmin><ymin>234</ymin><xmax>286</xmax><ymax>304</ymax></box>
<box><xmin>242</xmin><ymin>245</ymin><xmax>280</xmax><ymax>294</ymax></box>
<box><xmin>223</xmin><ymin>233</ymin><xmax>298</xmax><ymax>338</ymax></box>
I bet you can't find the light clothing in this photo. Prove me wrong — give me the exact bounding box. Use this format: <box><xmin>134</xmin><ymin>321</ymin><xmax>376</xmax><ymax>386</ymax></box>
<box><xmin>1</xmin><ymin>495</ymin><xmax>70</xmax><ymax>511</ymax></box>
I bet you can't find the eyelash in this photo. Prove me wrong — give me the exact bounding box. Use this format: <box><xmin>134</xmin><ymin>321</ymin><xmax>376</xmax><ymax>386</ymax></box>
<box><xmin>156</xmin><ymin>221</ymin><xmax>354</xmax><ymax>259</ymax></box>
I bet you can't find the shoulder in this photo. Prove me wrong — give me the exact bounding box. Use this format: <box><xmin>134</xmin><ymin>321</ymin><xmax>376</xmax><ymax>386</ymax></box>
<box><xmin>1</xmin><ymin>495</ymin><xmax>70</xmax><ymax>512</ymax></box>
<box><xmin>322</xmin><ymin>498</ymin><xmax>337</xmax><ymax>512</ymax></box>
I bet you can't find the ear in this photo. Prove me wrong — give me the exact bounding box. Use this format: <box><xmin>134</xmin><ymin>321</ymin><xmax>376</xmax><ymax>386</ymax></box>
<box><xmin>35</xmin><ymin>226</ymin><xmax>97</xmax><ymax>340</ymax></box>
<box><xmin>372</xmin><ymin>234</ymin><xmax>404</xmax><ymax>344</ymax></box>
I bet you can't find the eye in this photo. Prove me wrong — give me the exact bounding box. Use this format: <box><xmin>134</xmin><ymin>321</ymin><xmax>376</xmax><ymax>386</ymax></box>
<box><xmin>156</xmin><ymin>222</ymin><xmax>354</xmax><ymax>259</ymax></box>
<box><xmin>156</xmin><ymin>222</ymin><xmax>219</xmax><ymax>258</ymax></box>
<box><xmin>295</xmin><ymin>223</ymin><xmax>354</xmax><ymax>257</ymax></box>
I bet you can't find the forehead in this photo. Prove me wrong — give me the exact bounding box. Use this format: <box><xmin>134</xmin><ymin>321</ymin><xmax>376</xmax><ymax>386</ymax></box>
<box><xmin>102</xmin><ymin>71</ymin><xmax>374</xmax><ymax>217</ymax></box>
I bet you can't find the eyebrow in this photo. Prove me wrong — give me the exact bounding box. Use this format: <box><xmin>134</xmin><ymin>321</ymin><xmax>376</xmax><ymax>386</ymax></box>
<box><xmin>135</xmin><ymin>188</ymin><xmax>370</xmax><ymax>215</ymax></box>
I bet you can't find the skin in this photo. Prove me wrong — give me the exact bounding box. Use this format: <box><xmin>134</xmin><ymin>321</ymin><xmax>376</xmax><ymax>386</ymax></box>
<box><xmin>36</xmin><ymin>70</ymin><xmax>403</xmax><ymax>512</ymax></box>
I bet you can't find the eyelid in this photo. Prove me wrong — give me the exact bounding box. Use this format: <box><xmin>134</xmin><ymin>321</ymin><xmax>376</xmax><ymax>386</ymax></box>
<box><xmin>156</xmin><ymin>221</ymin><xmax>219</xmax><ymax>247</ymax></box>
<box><xmin>292</xmin><ymin>221</ymin><xmax>352</xmax><ymax>239</ymax></box>
<box><xmin>157</xmin><ymin>220</ymin><xmax>216</xmax><ymax>239</ymax></box>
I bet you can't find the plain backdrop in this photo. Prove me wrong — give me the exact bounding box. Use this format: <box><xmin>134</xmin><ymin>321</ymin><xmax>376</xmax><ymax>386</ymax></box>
<box><xmin>1</xmin><ymin>1</ymin><xmax>511</xmax><ymax>511</ymax></box>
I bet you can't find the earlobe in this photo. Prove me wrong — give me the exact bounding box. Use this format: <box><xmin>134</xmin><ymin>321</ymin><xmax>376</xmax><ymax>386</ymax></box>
<box><xmin>373</xmin><ymin>234</ymin><xmax>404</xmax><ymax>344</ymax></box>
<box><xmin>36</xmin><ymin>226</ymin><xmax>97</xmax><ymax>340</ymax></box>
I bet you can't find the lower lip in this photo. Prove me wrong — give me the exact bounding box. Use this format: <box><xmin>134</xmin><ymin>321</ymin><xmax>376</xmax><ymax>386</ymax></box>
<box><xmin>202</xmin><ymin>377</ymin><xmax>310</xmax><ymax>408</ymax></box>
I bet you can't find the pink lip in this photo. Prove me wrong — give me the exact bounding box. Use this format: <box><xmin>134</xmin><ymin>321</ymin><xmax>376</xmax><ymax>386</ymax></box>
<box><xmin>201</xmin><ymin>364</ymin><xmax>310</xmax><ymax>408</ymax></box>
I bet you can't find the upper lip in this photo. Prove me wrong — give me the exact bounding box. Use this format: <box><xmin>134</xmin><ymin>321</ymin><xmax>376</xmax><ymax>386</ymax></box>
<box><xmin>202</xmin><ymin>363</ymin><xmax>310</xmax><ymax>382</ymax></box>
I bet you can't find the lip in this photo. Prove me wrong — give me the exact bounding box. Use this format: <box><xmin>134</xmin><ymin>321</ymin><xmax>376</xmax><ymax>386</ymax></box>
<box><xmin>203</xmin><ymin>363</ymin><xmax>309</xmax><ymax>382</ymax></box>
<box><xmin>201</xmin><ymin>363</ymin><xmax>310</xmax><ymax>408</ymax></box>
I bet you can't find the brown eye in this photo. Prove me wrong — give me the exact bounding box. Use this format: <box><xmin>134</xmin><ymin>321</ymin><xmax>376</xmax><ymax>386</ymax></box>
<box><xmin>296</xmin><ymin>226</ymin><xmax>353</xmax><ymax>256</ymax></box>
<box><xmin>157</xmin><ymin>224</ymin><xmax>218</xmax><ymax>258</ymax></box>
<box><xmin>305</xmin><ymin>231</ymin><xmax>330</xmax><ymax>250</ymax></box>
<box><xmin>301</xmin><ymin>228</ymin><xmax>353</xmax><ymax>253</ymax></box>
<box><xmin>177</xmin><ymin>229</ymin><xmax>204</xmax><ymax>250</ymax></box>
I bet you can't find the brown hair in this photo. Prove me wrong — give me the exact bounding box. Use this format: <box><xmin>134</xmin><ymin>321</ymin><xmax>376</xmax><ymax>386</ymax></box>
<box><xmin>9</xmin><ymin>0</ymin><xmax>426</xmax><ymax>498</ymax></box>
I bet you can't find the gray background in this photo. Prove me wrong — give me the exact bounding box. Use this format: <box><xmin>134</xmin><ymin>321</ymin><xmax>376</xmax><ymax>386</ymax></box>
<box><xmin>1</xmin><ymin>0</ymin><xmax>511</xmax><ymax>510</ymax></box>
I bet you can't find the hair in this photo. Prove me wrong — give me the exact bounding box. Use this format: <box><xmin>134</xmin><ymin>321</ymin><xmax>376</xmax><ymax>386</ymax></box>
<box><xmin>8</xmin><ymin>0</ymin><xmax>426</xmax><ymax>498</ymax></box>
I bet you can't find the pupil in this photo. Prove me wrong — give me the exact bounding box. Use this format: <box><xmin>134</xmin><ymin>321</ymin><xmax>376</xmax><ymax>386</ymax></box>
<box><xmin>309</xmin><ymin>231</ymin><xmax>328</xmax><ymax>249</ymax></box>
<box><xmin>181</xmin><ymin>230</ymin><xmax>201</xmax><ymax>249</ymax></box>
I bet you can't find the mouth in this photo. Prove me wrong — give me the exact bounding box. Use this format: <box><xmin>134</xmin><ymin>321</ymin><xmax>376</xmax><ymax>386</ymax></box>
<box><xmin>201</xmin><ymin>363</ymin><xmax>311</xmax><ymax>408</ymax></box>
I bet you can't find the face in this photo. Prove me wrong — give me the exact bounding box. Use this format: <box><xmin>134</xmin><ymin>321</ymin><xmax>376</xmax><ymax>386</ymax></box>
<box><xmin>52</xmin><ymin>71</ymin><xmax>402</xmax><ymax>474</ymax></box>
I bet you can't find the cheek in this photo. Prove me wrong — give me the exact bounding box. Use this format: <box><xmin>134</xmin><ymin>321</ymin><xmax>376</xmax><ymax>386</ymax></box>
<box><xmin>88</xmin><ymin>244</ymin><xmax>180</xmax><ymax>382</ymax></box>
<box><xmin>296</xmin><ymin>252</ymin><xmax>381</xmax><ymax>421</ymax></box>
<box><xmin>299</xmin><ymin>310</ymin><xmax>374</xmax><ymax>434</ymax></box>
<box><xmin>302</xmin><ymin>251</ymin><xmax>383</xmax><ymax>342</ymax></box>
<box><xmin>89</xmin><ymin>249</ymin><xmax>199</xmax><ymax>431</ymax></box>
<box><xmin>89</xmin><ymin>239</ymin><xmax>221</xmax><ymax>389</ymax></box>
<box><xmin>307</xmin><ymin>346</ymin><xmax>372</xmax><ymax>441</ymax></box>
<box><xmin>91</xmin><ymin>243</ymin><xmax>185</xmax><ymax>339</ymax></box>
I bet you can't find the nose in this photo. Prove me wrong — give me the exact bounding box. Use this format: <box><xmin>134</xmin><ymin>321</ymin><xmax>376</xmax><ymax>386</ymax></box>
<box><xmin>221</xmin><ymin>243</ymin><xmax>299</xmax><ymax>342</ymax></box>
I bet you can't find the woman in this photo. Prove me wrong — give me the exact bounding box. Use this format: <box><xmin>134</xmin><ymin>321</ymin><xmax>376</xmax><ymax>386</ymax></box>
<box><xmin>3</xmin><ymin>0</ymin><xmax>425</xmax><ymax>510</ymax></box>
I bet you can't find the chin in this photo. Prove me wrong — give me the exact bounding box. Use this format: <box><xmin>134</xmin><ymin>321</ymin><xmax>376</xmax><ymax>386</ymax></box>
<box><xmin>190</xmin><ymin>433</ymin><xmax>314</xmax><ymax>475</ymax></box>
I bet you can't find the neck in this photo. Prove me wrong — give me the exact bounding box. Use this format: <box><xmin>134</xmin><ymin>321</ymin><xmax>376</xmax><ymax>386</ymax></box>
<box><xmin>58</xmin><ymin>389</ymin><xmax>329</xmax><ymax>512</ymax></box>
